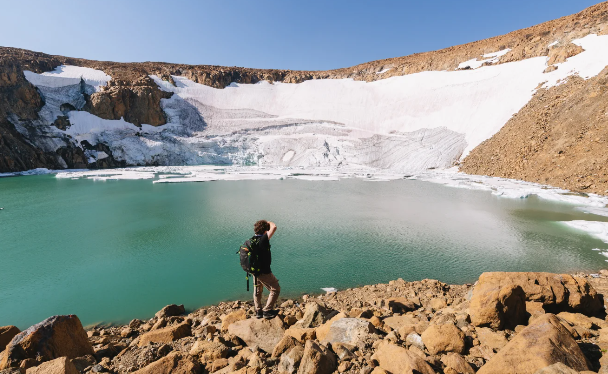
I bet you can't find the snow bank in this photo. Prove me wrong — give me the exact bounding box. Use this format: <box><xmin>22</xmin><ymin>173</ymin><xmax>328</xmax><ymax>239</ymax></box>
<box><xmin>24</xmin><ymin>65</ymin><xmax>111</xmax><ymax>91</ymax></box>
<box><xmin>561</xmin><ymin>221</ymin><xmax>608</xmax><ymax>244</ymax></box>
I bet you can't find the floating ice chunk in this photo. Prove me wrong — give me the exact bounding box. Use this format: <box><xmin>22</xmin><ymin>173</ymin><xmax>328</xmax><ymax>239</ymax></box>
<box><xmin>591</xmin><ymin>273</ymin><xmax>600</xmax><ymax>278</ymax></box>
<box><xmin>321</xmin><ymin>287</ymin><xmax>338</xmax><ymax>294</ymax></box>
<box><xmin>24</xmin><ymin>65</ymin><xmax>111</xmax><ymax>91</ymax></box>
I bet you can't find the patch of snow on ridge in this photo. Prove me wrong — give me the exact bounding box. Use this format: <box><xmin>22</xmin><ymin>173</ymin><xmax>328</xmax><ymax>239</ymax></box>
<box><xmin>548</xmin><ymin>41</ymin><xmax>559</xmax><ymax>48</ymax></box>
<box><xmin>543</xmin><ymin>34</ymin><xmax>608</xmax><ymax>88</ymax></box>
<box><xmin>24</xmin><ymin>65</ymin><xmax>111</xmax><ymax>91</ymax></box>
<box><xmin>457</xmin><ymin>49</ymin><xmax>511</xmax><ymax>69</ymax></box>
<box><xmin>376</xmin><ymin>68</ymin><xmax>391</xmax><ymax>74</ymax></box>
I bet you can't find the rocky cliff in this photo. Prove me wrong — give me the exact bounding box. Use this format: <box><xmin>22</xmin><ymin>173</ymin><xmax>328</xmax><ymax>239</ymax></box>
<box><xmin>1</xmin><ymin>271</ymin><xmax>608</xmax><ymax>374</ymax></box>
<box><xmin>1</xmin><ymin>2</ymin><xmax>608</xmax><ymax>193</ymax></box>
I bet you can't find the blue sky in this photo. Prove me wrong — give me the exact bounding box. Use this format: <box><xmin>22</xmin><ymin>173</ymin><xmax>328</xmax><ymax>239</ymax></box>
<box><xmin>0</xmin><ymin>0</ymin><xmax>603</xmax><ymax>70</ymax></box>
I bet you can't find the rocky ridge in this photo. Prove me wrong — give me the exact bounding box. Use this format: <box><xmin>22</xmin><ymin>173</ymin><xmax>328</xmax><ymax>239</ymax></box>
<box><xmin>2</xmin><ymin>271</ymin><xmax>608</xmax><ymax>374</ymax></box>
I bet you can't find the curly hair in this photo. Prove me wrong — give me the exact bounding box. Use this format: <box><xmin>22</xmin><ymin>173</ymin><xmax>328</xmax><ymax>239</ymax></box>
<box><xmin>254</xmin><ymin>220</ymin><xmax>270</xmax><ymax>235</ymax></box>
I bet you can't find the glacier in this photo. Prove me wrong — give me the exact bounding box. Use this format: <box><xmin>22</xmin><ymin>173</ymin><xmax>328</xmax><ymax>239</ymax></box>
<box><xmin>16</xmin><ymin>34</ymin><xmax>608</xmax><ymax>174</ymax></box>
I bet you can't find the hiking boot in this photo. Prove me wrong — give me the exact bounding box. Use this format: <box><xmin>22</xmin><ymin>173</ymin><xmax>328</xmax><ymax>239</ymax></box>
<box><xmin>256</xmin><ymin>310</ymin><xmax>263</xmax><ymax>319</ymax></box>
<box><xmin>263</xmin><ymin>309</ymin><xmax>279</xmax><ymax>319</ymax></box>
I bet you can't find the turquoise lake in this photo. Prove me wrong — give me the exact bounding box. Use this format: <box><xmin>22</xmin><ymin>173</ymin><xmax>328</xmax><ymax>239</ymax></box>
<box><xmin>1</xmin><ymin>174</ymin><xmax>608</xmax><ymax>329</ymax></box>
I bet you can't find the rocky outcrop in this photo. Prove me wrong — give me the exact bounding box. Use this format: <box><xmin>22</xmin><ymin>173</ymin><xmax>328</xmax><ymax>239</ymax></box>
<box><xmin>477</xmin><ymin>314</ymin><xmax>591</xmax><ymax>374</ymax></box>
<box><xmin>420</xmin><ymin>324</ymin><xmax>467</xmax><ymax>355</ymax></box>
<box><xmin>0</xmin><ymin>315</ymin><xmax>93</xmax><ymax>370</ymax></box>
<box><xmin>0</xmin><ymin>326</ymin><xmax>20</xmax><ymax>351</ymax></box>
<box><xmin>371</xmin><ymin>341</ymin><xmax>436</xmax><ymax>374</ymax></box>
<box><xmin>469</xmin><ymin>272</ymin><xmax>603</xmax><ymax>329</ymax></box>
<box><xmin>132</xmin><ymin>352</ymin><xmax>201</xmax><ymax>374</ymax></box>
<box><xmin>461</xmin><ymin>66</ymin><xmax>608</xmax><ymax>196</ymax></box>
<box><xmin>137</xmin><ymin>322</ymin><xmax>191</xmax><ymax>347</ymax></box>
<box><xmin>228</xmin><ymin>317</ymin><xmax>285</xmax><ymax>353</ymax></box>
<box><xmin>296</xmin><ymin>340</ymin><xmax>336</xmax><ymax>374</ymax></box>
<box><xmin>321</xmin><ymin>318</ymin><xmax>375</xmax><ymax>346</ymax></box>
<box><xmin>25</xmin><ymin>357</ymin><xmax>79</xmax><ymax>374</ymax></box>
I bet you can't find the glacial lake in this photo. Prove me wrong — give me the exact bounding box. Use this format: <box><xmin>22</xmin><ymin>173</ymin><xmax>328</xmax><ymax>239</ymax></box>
<box><xmin>1</xmin><ymin>174</ymin><xmax>608</xmax><ymax>329</ymax></box>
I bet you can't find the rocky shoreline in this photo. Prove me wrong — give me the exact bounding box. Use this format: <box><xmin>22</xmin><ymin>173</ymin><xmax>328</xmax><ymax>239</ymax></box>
<box><xmin>2</xmin><ymin>271</ymin><xmax>608</xmax><ymax>374</ymax></box>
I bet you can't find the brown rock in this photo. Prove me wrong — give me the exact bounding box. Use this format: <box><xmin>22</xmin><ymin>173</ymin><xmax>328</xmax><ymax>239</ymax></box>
<box><xmin>155</xmin><ymin>304</ymin><xmax>185</xmax><ymax>319</ymax></box>
<box><xmin>286</xmin><ymin>327</ymin><xmax>316</xmax><ymax>343</ymax></box>
<box><xmin>296</xmin><ymin>340</ymin><xmax>336</xmax><ymax>374</ymax></box>
<box><xmin>0</xmin><ymin>315</ymin><xmax>94</xmax><ymax>370</ymax></box>
<box><xmin>533</xmin><ymin>362</ymin><xmax>579</xmax><ymax>374</ymax></box>
<box><xmin>476</xmin><ymin>327</ymin><xmax>508</xmax><ymax>352</ymax></box>
<box><xmin>272</xmin><ymin>335</ymin><xmax>300</xmax><ymax>358</ymax></box>
<box><xmin>470</xmin><ymin>272</ymin><xmax>603</xmax><ymax>330</ymax></box>
<box><xmin>547</xmin><ymin>43</ymin><xmax>585</xmax><ymax>65</ymax></box>
<box><xmin>132</xmin><ymin>351</ymin><xmax>201</xmax><ymax>374</ymax></box>
<box><xmin>0</xmin><ymin>327</ymin><xmax>20</xmax><ymax>351</ymax></box>
<box><xmin>322</xmin><ymin>318</ymin><xmax>375</xmax><ymax>346</ymax></box>
<box><xmin>296</xmin><ymin>302</ymin><xmax>330</xmax><ymax>329</ymax></box>
<box><xmin>428</xmin><ymin>298</ymin><xmax>448</xmax><ymax>311</ymax></box>
<box><xmin>478</xmin><ymin>314</ymin><xmax>590</xmax><ymax>374</ymax></box>
<box><xmin>385</xmin><ymin>298</ymin><xmax>416</xmax><ymax>314</ymax></box>
<box><xmin>330</xmin><ymin>342</ymin><xmax>356</xmax><ymax>360</ymax></box>
<box><xmin>189</xmin><ymin>340</ymin><xmax>229</xmax><ymax>361</ymax></box>
<box><xmin>421</xmin><ymin>324</ymin><xmax>466</xmax><ymax>355</ymax></box>
<box><xmin>138</xmin><ymin>322</ymin><xmax>191</xmax><ymax>347</ymax></box>
<box><xmin>315</xmin><ymin>312</ymin><xmax>346</xmax><ymax>341</ymax></box>
<box><xmin>221</xmin><ymin>310</ymin><xmax>247</xmax><ymax>332</ymax></box>
<box><xmin>557</xmin><ymin>312</ymin><xmax>604</xmax><ymax>329</ymax></box>
<box><xmin>383</xmin><ymin>315</ymin><xmax>419</xmax><ymax>331</ymax></box>
<box><xmin>279</xmin><ymin>345</ymin><xmax>304</xmax><ymax>374</ymax></box>
<box><xmin>228</xmin><ymin>317</ymin><xmax>285</xmax><ymax>353</ymax></box>
<box><xmin>25</xmin><ymin>357</ymin><xmax>78</xmax><ymax>374</ymax></box>
<box><xmin>371</xmin><ymin>341</ymin><xmax>435</xmax><ymax>374</ymax></box>
<box><xmin>441</xmin><ymin>353</ymin><xmax>475</xmax><ymax>374</ymax></box>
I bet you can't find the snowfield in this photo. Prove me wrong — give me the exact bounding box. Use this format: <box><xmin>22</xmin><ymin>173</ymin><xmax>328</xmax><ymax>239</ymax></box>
<box><xmin>18</xmin><ymin>34</ymin><xmax>608</xmax><ymax>174</ymax></box>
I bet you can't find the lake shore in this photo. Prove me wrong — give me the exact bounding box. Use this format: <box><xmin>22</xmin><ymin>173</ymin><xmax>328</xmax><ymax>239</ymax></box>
<box><xmin>3</xmin><ymin>270</ymin><xmax>608</xmax><ymax>373</ymax></box>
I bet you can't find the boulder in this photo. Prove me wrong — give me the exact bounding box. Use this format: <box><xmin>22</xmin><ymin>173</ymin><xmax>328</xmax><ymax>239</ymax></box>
<box><xmin>322</xmin><ymin>318</ymin><xmax>375</xmax><ymax>346</ymax></box>
<box><xmin>297</xmin><ymin>340</ymin><xmax>336</xmax><ymax>374</ymax></box>
<box><xmin>476</xmin><ymin>327</ymin><xmax>508</xmax><ymax>352</ymax></box>
<box><xmin>405</xmin><ymin>333</ymin><xmax>425</xmax><ymax>351</ymax></box>
<box><xmin>382</xmin><ymin>315</ymin><xmax>419</xmax><ymax>331</ymax></box>
<box><xmin>132</xmin><ymin>351</ymin><xmax>201</xmax><ymax>374</ymax></box>
<box><xmin>428</xmin><ymin>298</ymin><xmax>448</xmax><ymax>311</ymax></box>
<box><xmin>138</xmin><ymin>322</ymin><xmax>191</xmax><ymax>347</ymax></box>
<box><xmin>470</xmin><ymin>272</ymin><xmax>603</xmax><ymax>330</ymax></box>
<box><xmin>286</xmin><ymin>327</ymin><xmax>316</xmax><ymax>343</ymax></box>
<box><xmin>330</xmin><ymin>343</ymin><xmax>355</xmax><ymax>360</ymax></box>
<box><xmin>228</xmin><ymin>317</ymin><xmax>285</xmax><ymax>353</ymax></box>
<box><xmin>25</xmin><ymin>357</ymin><xmax>78</xmax><ymax>374</ymax></box>
<box><xmin>371</xmin><ymin>341</ymin><xmax>435</xmax><ymax>374</ymax></box>
<box><xmin>385</xmin><ymin>298</ymin><xmax>416</xmax><ymax>314</ymax></box>
<box><xmin>279</xmin><ymin>345</ymin><xmax>305</xmax><ymax>374</ymax></box>
<box><xmin>296</xmin><ymin>302</ymin><xmax>330</xmax><ymax>328</ymax></box>
<box><xmin>533</xmin><ymin>362</ymin><xmax>579</xmax><ymax>374</ymax></box>
<box><xmin>221</xmin><ymin>310</ymin><xmax>247</xmax><ymax>332</ymax></box>
<box><xmin>315</xmin><ymin>312</ymin><xmax>346</xmax><ymax>341</ymax></box>
<box><xmin>272</xmin><ymin>336</ymin><xmax>300</xmax><ymax>358</ymax></box>
<box><xmin>189</xmin><ymin>340</ymin><xmax>229</xmax><ymax>361</ymax></box>
<box><xmin>155</xmin><ymin>304</ymin><xmax>185</xmax><ymax>319</ymax></box>
<box><xmin>557</xmin><ymin>312</ymin><xmax>606</xmax><ymax>330</ymax></box>
<box><xmin>0</xmin><ymin>327</ymin><xmax>20</xmax><ymax>352</ymax></box>
<box><xmin>440</xmin><ymin>353</ymin><xmax>475</xmax><ymax>374</ymax></box>
<box><xmin>478</xmin><ymin>314</ymin><xmax>591</xmax><ymax>374</ymax></box>
<box><xmin>421</xmin><ymin>324</ymin><xmax>466</xmax><ymax>355</ymax></box>
<box><xmin>0</xmin><ymin>315</ymin><xmax>94</xmax><ymax>370</ymax></box>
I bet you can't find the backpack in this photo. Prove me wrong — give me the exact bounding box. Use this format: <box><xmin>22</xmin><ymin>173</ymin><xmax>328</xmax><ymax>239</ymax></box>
<box><xmin>237</xmin><ymin>236</ymin><xmax>267</xmax><ymax>291</ymax></box>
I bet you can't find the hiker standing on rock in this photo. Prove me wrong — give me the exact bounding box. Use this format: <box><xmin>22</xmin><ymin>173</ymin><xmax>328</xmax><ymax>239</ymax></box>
<box><xmin>250</xmin><ymin>220</ymin><xmax>280</xmax><ymax>319</ymax></box>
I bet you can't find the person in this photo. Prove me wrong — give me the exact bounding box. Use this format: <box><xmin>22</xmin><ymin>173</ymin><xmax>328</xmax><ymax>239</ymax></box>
<box><xmin>252</xmin><ymin>219</ymin><xmax>281</xmax><ymax>319</ymax></box>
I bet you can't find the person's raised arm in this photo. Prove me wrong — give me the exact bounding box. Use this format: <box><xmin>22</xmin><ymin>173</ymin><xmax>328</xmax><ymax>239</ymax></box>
<box><xmin>267</xmin><ymin>221</ymin><xmax>277</xmax><ymax>239</ymax></box>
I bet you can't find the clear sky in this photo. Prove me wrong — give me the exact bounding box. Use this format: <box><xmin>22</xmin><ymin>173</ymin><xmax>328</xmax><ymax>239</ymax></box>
<box><xmin>0</xmin><ymin>0</ymin><xmax>603</xmax><ymax>71</ymax></box>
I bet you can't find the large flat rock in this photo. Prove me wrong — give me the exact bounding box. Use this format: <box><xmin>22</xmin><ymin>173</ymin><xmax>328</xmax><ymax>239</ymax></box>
<box><xmin>228</xmin><ymin>317</ymin><xmax>285</xmax><ymax>354</ymax></box>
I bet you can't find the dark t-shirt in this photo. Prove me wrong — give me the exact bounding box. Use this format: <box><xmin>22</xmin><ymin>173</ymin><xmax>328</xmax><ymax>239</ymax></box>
<box><xmin>254</xmin><ymin>233</ymin><xmax>272</xmax><ymax>274</ymax></box>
